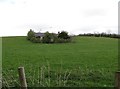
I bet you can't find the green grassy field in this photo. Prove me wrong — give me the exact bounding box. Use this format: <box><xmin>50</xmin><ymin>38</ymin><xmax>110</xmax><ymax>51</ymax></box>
<box><xmin>2</xmin><ymin>36</ymin><xmax>118</xmax><ymax>87</ymax></box>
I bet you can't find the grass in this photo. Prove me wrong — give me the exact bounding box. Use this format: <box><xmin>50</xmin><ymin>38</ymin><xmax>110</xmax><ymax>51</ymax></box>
<box><xmin>2</xmin><ymin>36</ymin><xmax>118</xmax><ymax>87</ymax></box>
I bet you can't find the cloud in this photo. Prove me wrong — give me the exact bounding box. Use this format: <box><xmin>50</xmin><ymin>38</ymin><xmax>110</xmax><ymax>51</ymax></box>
<box><xmin>83</xmin><ymin>9</ymin><xmax>107</xmax><ymax>17</ymax></box>
<box><xmin>0</xmin><ymin>0</ymin><xmax>27</xmax><ymax>5</ymax></box>
<box><xmin>18</xmin><ymin>24</ymin><xmax>53</xmax><ymax>32</ymax></box>
<box><xmin>0</xmin><ymin>0</ymin><xmax>8</xmax><ymax>2</ymax></box>
<box><xmin>0</xmin><ymin>0</ymin><xmax>15</xmax><ymax>4</ymax></box>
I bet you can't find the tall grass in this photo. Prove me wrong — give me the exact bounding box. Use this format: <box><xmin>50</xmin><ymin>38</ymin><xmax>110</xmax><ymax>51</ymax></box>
<box><xmin>2</xmin><ymin>62</ymin><xmax>115</xmax><ymax>87</ymax></box>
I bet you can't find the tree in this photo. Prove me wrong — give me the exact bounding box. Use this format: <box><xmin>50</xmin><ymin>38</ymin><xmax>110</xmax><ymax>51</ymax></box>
<box><xmin>27</xmin><ymin>29</ymin><xmax>35</xmax><ymax>40</ymax></box>
<box><xmin>42</xmin><ymin>32</ymin><xmax>52</xmax><ymax>43</ymax></box>
<box><xmin>58</xmin><ymin>31</ymin><xmax>70</xmax><ymax>39</ymax></box>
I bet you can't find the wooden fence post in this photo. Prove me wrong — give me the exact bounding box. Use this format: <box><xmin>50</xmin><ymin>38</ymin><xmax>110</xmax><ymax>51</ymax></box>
<box><xmin>115</xmin><ymin>71</ymin><xmax>120</xmax><ymax>89</ymax></box>
<box><xmin>18</xmin><ymin>67</ymin><xmax>27</xmax><ymax>89</ymax></box>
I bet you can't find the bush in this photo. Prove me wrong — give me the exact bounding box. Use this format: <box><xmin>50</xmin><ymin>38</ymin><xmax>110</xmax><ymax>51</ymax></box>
<box><xmin>30</xmin><ymin>37</ymin><xmax>37</xmax><ymax>43</ymax></box>
<box><xmin>30</xmin><ymin>37</ymin><xmax>42</xmax><ymax>43</ymax></box>
<box><xmin>42</xmin><ymin>32</ymin><xmax>53</xmax><ymax>43</ymax></box>
<box><xmin>27</xmin><ymin>29</ymin><xmax>35</xmax><ymax>40</ymax></box>
<box><xmin>50</xmin><ymin>33</ymin><xmax>58</xmax><ymax>43</ymax></box>
<box><xmin>58</xmin><ymin>31</ymin><xmax>70</xmax><ymax>39</ymax></box>
<box><xmin>56</xmin><ymin>38</ymin><xmax>72</xmax><ymax>43</ymax></box>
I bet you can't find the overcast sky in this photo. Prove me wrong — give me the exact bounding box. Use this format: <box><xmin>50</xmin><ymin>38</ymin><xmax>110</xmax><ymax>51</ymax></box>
<box><xmin>0</xmin><ymin>0</ymin><xmax>119</xmax><ymax>36</ymax></box>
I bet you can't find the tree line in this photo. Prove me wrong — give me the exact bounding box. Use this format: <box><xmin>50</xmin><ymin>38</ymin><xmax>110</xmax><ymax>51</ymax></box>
<box><xmin>78</xmin><ymin>33</ymin><xmax>120</xmax><ymax>38</ymax></box>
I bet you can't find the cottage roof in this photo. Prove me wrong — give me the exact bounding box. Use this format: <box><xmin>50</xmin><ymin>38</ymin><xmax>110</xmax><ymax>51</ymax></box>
<box><xmin>35</xmin><ymin>32</ymin><xmax>45</xmax><ymax>37</ymax></box>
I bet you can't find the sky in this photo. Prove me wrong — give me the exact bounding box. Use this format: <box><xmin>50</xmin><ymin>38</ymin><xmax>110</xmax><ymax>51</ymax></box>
<box><xmin>0</xmin><ymin>0</ymin><xmax>119</xmax><ymax>36</ymax></box>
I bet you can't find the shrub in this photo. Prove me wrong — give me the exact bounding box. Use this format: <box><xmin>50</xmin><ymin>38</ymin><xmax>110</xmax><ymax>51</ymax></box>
<box><xmin>30</xmin><ymin>37</ymin><xmax>41</xmax><ymax>43</ymax></box>
<box><xmin>50</xmin><ymin>33</ymin><xmax>58</xmax><ymax>43</ymax></box>
<box><xmin>27</xmin><ymin>29</ymin><xmax>35</xmax><ymax>40</ymax></box>
<box><xmin>42</xmin><ymin>32</ymin><xmax>52</xmax><ymax>43</ymax></box>
<box><xmin>56</xmin><ymin>38</ymin><xmax>71</xmax><ymax>43</ymax></box>
<box><xmin>58</xmin><ymin>31</ymin><xmax>70</xmax><ymax>39</ymax></box>
<box><xmin>30</xmin><ymin>37</ymin><xmax>37</xmax><ymax>43</ymax></box>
